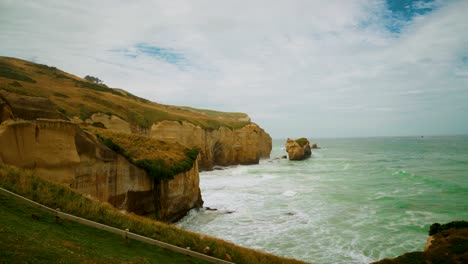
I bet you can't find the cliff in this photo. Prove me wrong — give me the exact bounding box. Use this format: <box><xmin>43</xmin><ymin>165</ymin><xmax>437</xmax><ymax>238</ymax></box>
<box><xmin>0</xmin><ymin>119</ymin><xmax>201</xmax><ymax>222</ymax></box>
<box><xmin>0</xmin><ymin>57</ymin><xmax>272</xmax><ymax>169</ymax></box>
<box><xmin>0</xmin><ymin>56</ymin><xmax>271</xmax><ymax>221</ymax></box>
<box><xmin>150</xmin><ymin>121</ymin><xmax>271</xmax><ymax>170</ymax></box>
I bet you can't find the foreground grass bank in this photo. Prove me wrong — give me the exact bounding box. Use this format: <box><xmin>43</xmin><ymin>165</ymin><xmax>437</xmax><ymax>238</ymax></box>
<box><xmin>0</xmin><ymin>194</ymin><xmax>207</xmax><ymax>264</ymax></box>
<box><xmin>0</xmin><ymin>165</ymin><xmax>307</xmax><ymax>264</ymax></box>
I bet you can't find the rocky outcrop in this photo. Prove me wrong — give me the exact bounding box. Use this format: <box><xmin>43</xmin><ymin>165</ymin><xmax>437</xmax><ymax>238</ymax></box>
<box><xmin>285</xmin><ymin>138</ymin><xmax>312</xmax><ymax>160</ymax></box>
<box><xmin>150</xmin><ymin>121</ymin><xmax>272</xmax><ymax>170</ymax></box>
<box><xmin>155</xmin><ymin>160</ymin><xmax>203</xmax><ymax>222</ymax></box>
<box><xmin>0</xmin><ymin>90</ymin><xmax>65</xmax><ymax>120</ymax></box>
<box><xmin>0</xmin><ymin>119</ymin><xmax>202</xmax><ymax>221</ymax></box>
<box><xmin>0</xmin><ymin>96</ymin><xmax>14</xmax><ymax>123</ymax></box>
<box><xmin>372</xmin><ymin>221</ymin><xmax>468</xmax><ymax>264</ymax></box>
<box><xmin>87</xmin><ymin>113</ymin><xmax>132</xmax><ymax>134</ymax></box>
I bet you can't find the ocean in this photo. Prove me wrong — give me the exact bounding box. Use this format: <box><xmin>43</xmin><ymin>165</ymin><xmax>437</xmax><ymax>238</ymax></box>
<box><xmin>178</xmin><ymin>136</ymin><xmax>468</xmax><ymax>263</ymax></box>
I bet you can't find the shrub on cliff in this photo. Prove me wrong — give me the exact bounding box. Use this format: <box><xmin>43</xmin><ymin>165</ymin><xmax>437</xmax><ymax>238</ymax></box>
<box><xmin>134</xmin><ymin>148</ymin><xmax>199</xmax><ymax>180</ymax></box>
<box><xmin>84</xmin><ymin>75</ymin><xmax>103</xmax><ymax>84</ymax></box>
<box><xmin>96</xmin><ymin>134</ymin><xmax>130</xmax><ymax>159</ymax></box>
<box><xmin>95</xmin><ymin>133</ymin><xmax>199</xmax><ymax>181</ymax></box>
<box><xmin>429</xmin><ymin>221</ymin><xmax>468</xmax><ymax>236</ymax></box>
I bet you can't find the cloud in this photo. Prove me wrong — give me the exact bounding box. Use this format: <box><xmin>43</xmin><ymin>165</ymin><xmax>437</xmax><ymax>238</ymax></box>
<box><xmin>1</xmin><ymin>0</ymin><xmax>467</xmax><ymax>138</ymax></box>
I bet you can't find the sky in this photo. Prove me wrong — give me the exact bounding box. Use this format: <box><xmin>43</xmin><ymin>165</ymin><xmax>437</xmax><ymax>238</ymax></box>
<box><xmin>1</xmin><ymin>0</ymin><xmax>467</xmax><ymax>138</ymax></box>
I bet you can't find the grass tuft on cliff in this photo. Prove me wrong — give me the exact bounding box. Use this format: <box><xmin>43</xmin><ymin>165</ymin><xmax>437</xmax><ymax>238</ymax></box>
<box><xmin>93</xmin><ymin>129</ymin><xmax>199</xmax><ymax>180</ymax></box>
<box><xmin>0</xmin><ymin>56</ymin><xmax>250</xmax><ymax>130</ymax></box>
<box><xmin>0</xmin><ymin>164</ymin><xmax>306</xmax><ymax>264</ymax></box>
<box><xmin>294</xmin><ymin>138</ymin><xmax>309</xmax><ymax>147</ymax></box>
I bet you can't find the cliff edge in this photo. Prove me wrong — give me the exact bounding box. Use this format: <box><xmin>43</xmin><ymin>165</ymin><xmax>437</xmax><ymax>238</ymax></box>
<box><xmin>0</xmin><ymin>57</ymin><xmax>272</xmax><ymax>221</ymax></box>
<box><xmin>0</xmin><ymin>57</ymin><xmax>272</xmax><ymax>170</ymax></box>
<box><xmin>150</xmin><ymin>120</ymin><xmax>271</xmax><ymax>170</ymax></box>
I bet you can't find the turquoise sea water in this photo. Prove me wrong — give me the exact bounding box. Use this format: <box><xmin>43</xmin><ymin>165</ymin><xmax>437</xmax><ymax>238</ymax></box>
<box><xmin>178</xmin><ymin>136</ymin><xmax>468</xmax><ymax>263</ymax></box>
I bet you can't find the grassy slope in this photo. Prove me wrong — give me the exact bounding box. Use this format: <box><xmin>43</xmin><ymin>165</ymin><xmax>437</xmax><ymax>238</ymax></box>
<box><xmin>0</xmin><ymin>165</ymin><xmax>307</xmax><ymax>264</ymax></box>
<box><xmin>93</xmin><ymin>128</ymin><xmax>199</xmax><ymax>180</ymax></box>
<box><xmin>92</xmin><ymin>128</ymin><xmax>188</xmax><ymax>164</ymax></box>
<box><xmin>0</xmin><ymin>56</ymin><xmax>249</xmax><ymax>130</ymax></box>
<box><xmin>0</xmin><ymin>194</ymin><xmax>208</xmax><ymax>264</ymax></box>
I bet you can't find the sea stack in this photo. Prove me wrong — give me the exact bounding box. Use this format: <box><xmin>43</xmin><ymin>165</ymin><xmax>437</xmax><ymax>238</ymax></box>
<box><xmin>285</xmin><ymin>138</ymin><xmax>312</xmax><ymax>160</ymax></box>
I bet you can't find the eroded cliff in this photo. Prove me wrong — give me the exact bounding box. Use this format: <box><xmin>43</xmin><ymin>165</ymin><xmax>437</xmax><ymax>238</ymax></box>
<box><xmin>0</xmin><ymin>119</ymin><xmax>202</xmax><ymax>221</ymax></box>
<box><xmin>0</xmin><ymin>56</ymin><xmax>273</xmax><ymax>221</ymax></box>
<box><xmin>150</xmin><ymin>121</ymin><xmax>272</xmax><ymax>170</ymax></box>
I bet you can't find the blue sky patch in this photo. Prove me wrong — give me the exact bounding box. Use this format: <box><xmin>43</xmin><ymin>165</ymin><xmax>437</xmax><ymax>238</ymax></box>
<box><xmin>135</xmin><ymin>43</ymin><xmax>187</xmax><ymax>65</ymax></box>
<box><xmin>462</xmin><ymin>55</ymin><xmax>468</xmax><ymax>65</ymax></box>
<box><xmin>110</xmin><ymin>44</ymin><xmax>189</xmax><ymax>69</ymax></box>
<box><xmin>384</xmin><ymin>0</ymin><xmax>440</xmax><ymax>33</ymax></box>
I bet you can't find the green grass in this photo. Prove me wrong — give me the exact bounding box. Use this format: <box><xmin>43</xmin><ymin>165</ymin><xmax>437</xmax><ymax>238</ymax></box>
<box><xmin>0</xmin><ymin>194</ymin><xmax>208</xmax><ymax>264</ymax></box>
<box><xmin>0</xmin><ymin>61</ymin><xmax>36</xmax><ymax>83</ymax></box>
<box><xmin>95</xmin><ymin>132</ymin><xmax>199</xmax><ymax>181</ymax></box>
<box><xmin>0</xmin><ymin>165</ymin><xmax>306</xmax><ymax>264</ymax></box>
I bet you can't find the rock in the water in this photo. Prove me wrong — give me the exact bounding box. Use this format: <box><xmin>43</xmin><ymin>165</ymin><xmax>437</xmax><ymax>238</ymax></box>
<box><xmin>285</xmin><ymin>138</ymin><xmax>312</xmax><ymax>160</ymax></box>
<box><xmin>372</xmin><ymin>221</ymin><xmax>468</xmax><ymax>264</ymax></box>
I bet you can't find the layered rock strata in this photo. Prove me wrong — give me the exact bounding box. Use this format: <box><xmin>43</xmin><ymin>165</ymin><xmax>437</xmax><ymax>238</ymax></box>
<box><xmin>0</xmin><ymin>119</ymin><xmax>202</xmax><ymax>221</ymax></box>
<box><xmin>150</xmin><ymin>121</ymin><xmax>272</xmax><ymax>170</ymax></box>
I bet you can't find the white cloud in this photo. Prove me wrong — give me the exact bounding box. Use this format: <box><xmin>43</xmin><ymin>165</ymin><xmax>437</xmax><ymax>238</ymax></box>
<box><xmin>1</xmin><ymin>0</ymin><xmax>467</xmax><ymax>138</ymax></box>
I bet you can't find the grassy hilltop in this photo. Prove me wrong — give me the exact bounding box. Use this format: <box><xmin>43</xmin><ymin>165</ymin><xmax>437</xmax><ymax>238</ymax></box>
<box><xmin>0</xmin><ymin>56</ymin><xmax>249</xmax><ymax>130</ymax></box>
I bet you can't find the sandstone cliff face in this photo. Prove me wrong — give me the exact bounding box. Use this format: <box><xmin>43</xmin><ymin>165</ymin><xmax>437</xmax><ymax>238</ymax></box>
<box><xmin>285</xmin><ymin>138</ymin><xmax>312</xmax><ymax>161</ymax></box>
<box><xmin>155</xmin><ymin>160</ymin><xmax>203</xmax><ymax>222</ymax></box>
<box><xmin>150</xmin><ymin>121</ymin><xmax>272</xmax><ymax>170</ymax></box>
<box><xmin>0</xmin><ymin>119</ymin><xmax>202</xmax><ymax>221</ymax></box>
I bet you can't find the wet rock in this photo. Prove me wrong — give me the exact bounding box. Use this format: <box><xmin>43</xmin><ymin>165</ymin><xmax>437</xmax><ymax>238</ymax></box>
<box><xmin>285</xmin><ymin>138</ymin><xmax>311</xmax><ymax>160</ymax></box>
<box><xmin>372</xmin><ymin>221</ymin><xmax>468</xmax><ymax>264</ymax></box>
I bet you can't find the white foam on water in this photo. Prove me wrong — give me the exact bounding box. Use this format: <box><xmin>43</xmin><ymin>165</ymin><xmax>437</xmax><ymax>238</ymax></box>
<box><xmin>179</xmin><ymin>138</ymin><xmax>468</xmax><ymax>264</ymax></box>
<box><xmin>282</xmin><ymin>190</ymin><xmax>297</xmax><ymax>197</ymax></box>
